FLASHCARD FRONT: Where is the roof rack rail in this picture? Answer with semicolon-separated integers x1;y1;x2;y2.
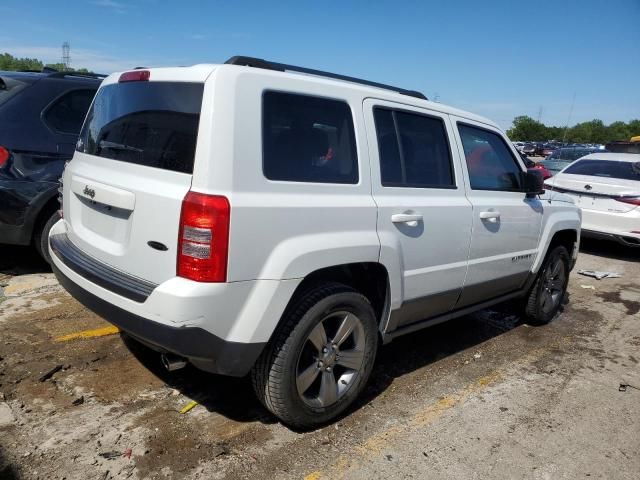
225;56;427;100
47;71;108;80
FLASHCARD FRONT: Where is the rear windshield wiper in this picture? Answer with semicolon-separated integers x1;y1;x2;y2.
98;140;143;154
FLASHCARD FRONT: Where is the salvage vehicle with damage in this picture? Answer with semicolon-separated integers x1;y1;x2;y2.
50;57;582;428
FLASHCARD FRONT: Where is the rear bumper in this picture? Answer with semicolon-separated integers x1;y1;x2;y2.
581;208;640;247
0;180;59;245
48;221;268;377
51;260;265;375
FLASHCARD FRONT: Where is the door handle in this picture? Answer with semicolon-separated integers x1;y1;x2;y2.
391;213;423;226
479;210;501;222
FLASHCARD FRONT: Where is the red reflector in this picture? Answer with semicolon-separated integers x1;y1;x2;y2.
615;197;640;206
119;70;150;82
0;146;9;166
177;191;230;282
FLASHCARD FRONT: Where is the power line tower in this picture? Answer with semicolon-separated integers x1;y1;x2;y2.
62;42;71;71
562;93;576;143
537;105;543;123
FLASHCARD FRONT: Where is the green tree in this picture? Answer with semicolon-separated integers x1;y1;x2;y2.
506;116;548;141
607;121;631;142
0;52;43;71
508;116;640;144
1;52;92;74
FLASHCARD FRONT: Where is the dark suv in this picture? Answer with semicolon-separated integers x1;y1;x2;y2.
0;70;103;262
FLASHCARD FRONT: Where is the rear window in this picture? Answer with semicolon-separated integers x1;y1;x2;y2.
563;159;640;181
0;76;31;106
77;82;204;174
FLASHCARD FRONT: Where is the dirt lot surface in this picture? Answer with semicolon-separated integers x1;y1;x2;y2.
0;239;638;480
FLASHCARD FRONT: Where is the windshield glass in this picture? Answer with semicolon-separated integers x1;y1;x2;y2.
563;159;640;181
77;81;204;174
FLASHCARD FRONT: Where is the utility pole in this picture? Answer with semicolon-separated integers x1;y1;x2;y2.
562;93;576;143
62;42;71;71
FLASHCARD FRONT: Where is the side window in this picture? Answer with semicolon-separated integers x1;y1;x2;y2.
262;91;358;184
44;89;96;134
458;124;523;191
373;107;454;188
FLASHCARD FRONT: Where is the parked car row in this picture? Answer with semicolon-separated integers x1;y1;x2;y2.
513;141;605;158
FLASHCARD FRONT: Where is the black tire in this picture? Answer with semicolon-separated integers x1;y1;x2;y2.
34;210;61;265
524;245;570;325
251;282;378;429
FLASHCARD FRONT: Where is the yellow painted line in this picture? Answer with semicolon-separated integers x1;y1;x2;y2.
55;325;121;342
180;400;198;414
304;472;322;480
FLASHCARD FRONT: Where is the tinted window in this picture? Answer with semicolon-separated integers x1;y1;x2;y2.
563;159;640;181
44;89;96;134
458;124;522;191
78;82;203;174
263;91;357;184
374;108;454;188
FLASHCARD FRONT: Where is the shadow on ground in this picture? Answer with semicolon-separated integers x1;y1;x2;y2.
580;237;639;262
0;245;50;276
0;446;19;480
122;303;525;428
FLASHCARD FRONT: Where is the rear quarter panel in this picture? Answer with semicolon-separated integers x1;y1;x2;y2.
194;66;380;283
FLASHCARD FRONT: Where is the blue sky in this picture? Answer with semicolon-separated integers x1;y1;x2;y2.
1;0;638;129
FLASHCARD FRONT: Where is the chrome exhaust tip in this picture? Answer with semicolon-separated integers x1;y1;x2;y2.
161;353;187;372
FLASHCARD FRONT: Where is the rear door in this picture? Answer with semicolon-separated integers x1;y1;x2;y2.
452;118;543;307
62;76;206;284
364;99;473;329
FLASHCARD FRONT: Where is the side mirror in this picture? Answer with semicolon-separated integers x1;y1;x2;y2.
522;170;545;197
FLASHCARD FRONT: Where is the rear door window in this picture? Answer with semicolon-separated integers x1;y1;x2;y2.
373;107;454;188
77;82;204;174
458;124;523;191
44;89;97;134
262;91;358;184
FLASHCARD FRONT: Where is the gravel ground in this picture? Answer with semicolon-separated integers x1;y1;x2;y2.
0;238;638;480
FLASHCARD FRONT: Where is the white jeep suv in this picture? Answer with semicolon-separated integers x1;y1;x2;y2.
50;56;581;428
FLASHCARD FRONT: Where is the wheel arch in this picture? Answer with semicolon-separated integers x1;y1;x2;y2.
280;262;391;335
533;226;579;274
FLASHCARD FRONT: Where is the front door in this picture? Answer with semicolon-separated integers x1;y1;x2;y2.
451;118;543;307
364;99;473;330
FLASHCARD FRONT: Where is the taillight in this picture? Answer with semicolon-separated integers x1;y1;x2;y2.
177;191;230;282
0;146;10;167
615;197;640;206
119;70;150;82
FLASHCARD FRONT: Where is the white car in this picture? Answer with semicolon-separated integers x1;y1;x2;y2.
545;153;640;247
49;56;581;428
